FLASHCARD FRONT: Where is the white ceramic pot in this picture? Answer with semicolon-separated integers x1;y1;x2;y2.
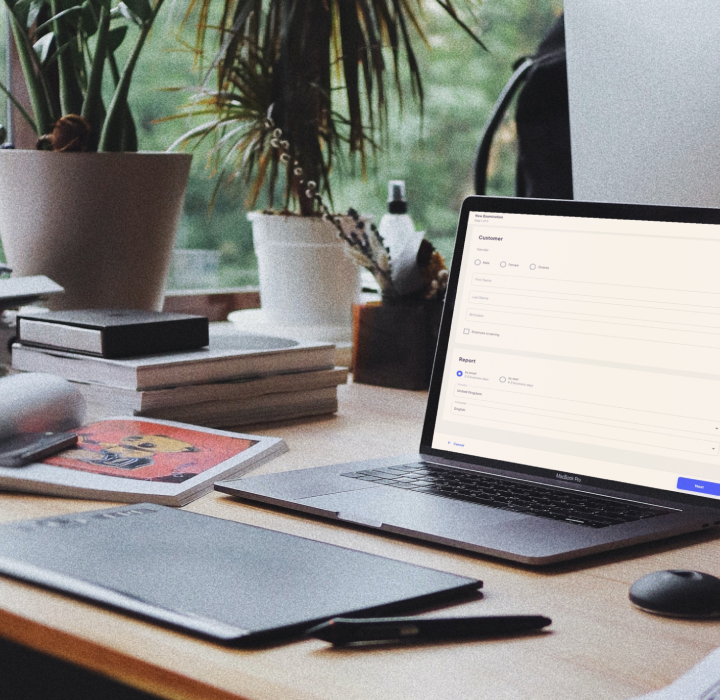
244;212;362;341
0;151;192;310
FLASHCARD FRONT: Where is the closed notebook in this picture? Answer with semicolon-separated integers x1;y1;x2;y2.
16;309;209;358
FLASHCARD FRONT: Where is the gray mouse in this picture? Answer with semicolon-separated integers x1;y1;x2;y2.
629;570;720;618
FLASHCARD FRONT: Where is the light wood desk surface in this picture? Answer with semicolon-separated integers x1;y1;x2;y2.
2;380;720;700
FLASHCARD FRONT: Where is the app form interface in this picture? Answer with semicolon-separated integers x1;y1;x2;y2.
432;211;720;500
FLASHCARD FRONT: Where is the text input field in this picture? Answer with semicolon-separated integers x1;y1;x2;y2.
449;399;719;457
453;383;719;436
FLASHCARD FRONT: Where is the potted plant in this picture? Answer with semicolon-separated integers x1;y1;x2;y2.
0;0;192;310
171;0;482;341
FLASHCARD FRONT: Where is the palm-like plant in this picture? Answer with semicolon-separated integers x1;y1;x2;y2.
173;0;483;215
1;0;166;151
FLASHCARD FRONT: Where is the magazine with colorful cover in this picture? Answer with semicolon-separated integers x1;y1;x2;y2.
0;373;286;506
0;417;286;506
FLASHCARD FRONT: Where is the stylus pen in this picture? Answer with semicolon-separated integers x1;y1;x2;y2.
305;615;552;645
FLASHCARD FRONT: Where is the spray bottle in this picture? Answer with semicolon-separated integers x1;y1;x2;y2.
378;180;425;295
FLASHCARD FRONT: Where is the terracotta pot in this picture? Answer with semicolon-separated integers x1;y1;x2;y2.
0;151;191;310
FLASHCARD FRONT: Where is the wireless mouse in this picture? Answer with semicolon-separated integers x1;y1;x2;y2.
629;570;720;618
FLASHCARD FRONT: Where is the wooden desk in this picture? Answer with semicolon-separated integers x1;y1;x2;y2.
2;381;720;700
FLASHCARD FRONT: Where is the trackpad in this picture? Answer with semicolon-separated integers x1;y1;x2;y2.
299;487;527;535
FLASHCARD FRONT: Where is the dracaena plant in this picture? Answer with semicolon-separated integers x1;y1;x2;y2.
1;0;165;151
170;0;483;215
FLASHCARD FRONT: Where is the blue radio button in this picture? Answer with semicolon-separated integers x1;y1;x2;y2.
677;477;720;496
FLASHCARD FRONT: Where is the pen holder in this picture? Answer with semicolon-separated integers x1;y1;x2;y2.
352;298;443;391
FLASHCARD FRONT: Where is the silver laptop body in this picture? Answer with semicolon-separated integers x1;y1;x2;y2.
217;196;720;565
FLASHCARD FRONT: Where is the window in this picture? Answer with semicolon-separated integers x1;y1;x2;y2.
0;0;562;290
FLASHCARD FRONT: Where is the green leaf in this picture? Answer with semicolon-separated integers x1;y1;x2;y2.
43;36;72;66
107;24;127;52
119;106;137;151
81;2;109;149
99;0;164;151
7;10;56;134
49;0;83;116
86;0;111;11
0;74;37;134
119;0;150;22
26;0;45;28
115;2;142;26
35;6;83;34
80;0;98;35
10;0;31;28
33;32;55;64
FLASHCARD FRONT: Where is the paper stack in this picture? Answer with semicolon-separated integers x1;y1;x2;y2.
12;323;346;429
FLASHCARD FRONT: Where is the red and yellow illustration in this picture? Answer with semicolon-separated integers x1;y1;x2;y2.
44;420;257;483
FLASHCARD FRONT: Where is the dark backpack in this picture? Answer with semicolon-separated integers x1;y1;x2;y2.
474;15;573;199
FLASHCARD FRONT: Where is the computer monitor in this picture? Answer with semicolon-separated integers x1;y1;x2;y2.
564;0;720;207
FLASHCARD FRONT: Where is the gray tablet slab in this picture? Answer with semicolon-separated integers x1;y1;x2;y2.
0;504;482;646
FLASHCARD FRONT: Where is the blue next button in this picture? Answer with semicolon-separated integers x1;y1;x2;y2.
677;477;720;496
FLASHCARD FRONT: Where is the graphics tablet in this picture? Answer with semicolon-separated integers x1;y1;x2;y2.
0;504;481;645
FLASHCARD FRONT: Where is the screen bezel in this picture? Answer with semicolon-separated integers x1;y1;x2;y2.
420;195;720;510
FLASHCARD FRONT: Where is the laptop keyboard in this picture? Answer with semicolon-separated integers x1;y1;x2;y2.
341;463;670;528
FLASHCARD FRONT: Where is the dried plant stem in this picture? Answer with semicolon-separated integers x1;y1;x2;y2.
267;118;397;295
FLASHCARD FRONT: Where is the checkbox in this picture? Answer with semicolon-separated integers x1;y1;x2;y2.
463;328;470;334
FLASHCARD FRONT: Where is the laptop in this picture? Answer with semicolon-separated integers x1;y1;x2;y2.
217;196;720;565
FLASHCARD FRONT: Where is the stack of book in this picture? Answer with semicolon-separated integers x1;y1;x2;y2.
0;275;65;372
11;310;347;429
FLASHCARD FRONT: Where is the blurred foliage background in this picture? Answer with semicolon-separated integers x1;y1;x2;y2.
0;0;562;287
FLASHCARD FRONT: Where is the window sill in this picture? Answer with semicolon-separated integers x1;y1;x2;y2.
163;287;260;322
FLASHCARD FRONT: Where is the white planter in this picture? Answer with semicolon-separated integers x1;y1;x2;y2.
241;212;362;342
0;151;192;310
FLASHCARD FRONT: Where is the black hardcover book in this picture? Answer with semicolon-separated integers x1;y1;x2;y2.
16;309;209;358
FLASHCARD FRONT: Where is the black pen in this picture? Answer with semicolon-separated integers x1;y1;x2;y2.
305;614;551;645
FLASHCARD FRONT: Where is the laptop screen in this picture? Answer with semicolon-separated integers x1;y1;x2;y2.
423;197;720;505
